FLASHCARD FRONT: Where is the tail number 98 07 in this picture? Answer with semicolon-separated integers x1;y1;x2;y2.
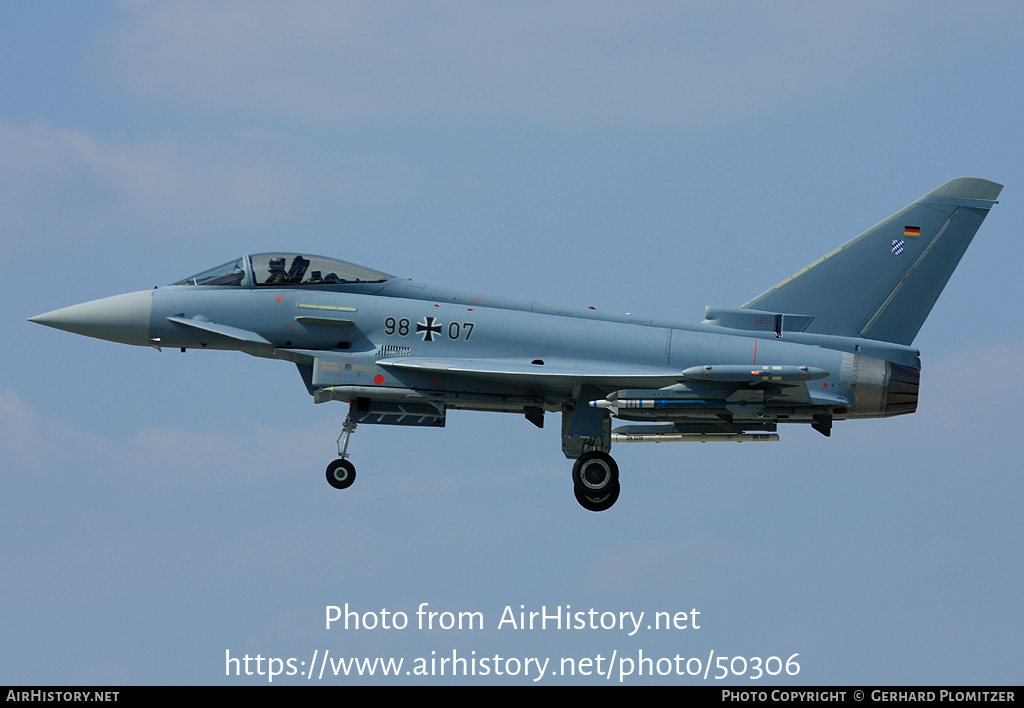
384;317;475;341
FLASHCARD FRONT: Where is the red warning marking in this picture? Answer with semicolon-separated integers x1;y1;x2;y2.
374;374;385;385
276;296;283;302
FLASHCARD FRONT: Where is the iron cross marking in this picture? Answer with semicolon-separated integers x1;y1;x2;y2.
416;316;442;342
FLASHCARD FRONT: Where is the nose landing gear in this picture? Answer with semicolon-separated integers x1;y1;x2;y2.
325;415;358;490
326;458;356;489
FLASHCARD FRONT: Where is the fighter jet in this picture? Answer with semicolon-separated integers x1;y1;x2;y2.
29;178;1002;511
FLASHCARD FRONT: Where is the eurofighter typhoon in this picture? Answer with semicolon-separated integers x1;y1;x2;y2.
29;178;1002;511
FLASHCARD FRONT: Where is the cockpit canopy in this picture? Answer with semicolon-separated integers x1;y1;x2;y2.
172;253;394;288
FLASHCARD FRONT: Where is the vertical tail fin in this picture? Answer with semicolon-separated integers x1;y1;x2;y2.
743;178;1002;345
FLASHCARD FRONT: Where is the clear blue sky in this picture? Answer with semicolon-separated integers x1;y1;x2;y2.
3;1;1022;685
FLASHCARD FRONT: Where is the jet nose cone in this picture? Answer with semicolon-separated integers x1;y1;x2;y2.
29;290;154;347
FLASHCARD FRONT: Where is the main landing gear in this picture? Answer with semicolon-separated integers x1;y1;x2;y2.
325;416;358;490
571;451;620;512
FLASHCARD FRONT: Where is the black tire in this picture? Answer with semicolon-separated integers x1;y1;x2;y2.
571;451;619;493
326;458;356;490
574;481;620;512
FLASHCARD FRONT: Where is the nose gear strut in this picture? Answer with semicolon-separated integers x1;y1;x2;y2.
325;415;358;490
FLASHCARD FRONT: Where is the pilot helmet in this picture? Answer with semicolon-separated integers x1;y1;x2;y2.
269;258;286;270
